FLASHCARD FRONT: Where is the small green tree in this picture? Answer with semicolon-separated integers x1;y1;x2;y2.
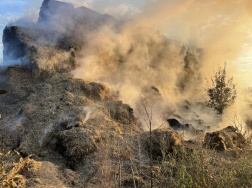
206;63;237;117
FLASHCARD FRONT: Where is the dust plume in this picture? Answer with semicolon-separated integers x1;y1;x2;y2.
70;0;252;130
2;0;252;131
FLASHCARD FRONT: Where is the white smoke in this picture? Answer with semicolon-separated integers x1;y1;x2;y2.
38;123;54;147
3;0;252;131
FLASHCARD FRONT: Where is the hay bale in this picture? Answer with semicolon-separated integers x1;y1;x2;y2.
57;128;99;168
204;126;246;151
143;128;182;160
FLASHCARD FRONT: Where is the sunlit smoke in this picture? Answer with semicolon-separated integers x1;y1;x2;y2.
2;0;252;131
71;0;252;130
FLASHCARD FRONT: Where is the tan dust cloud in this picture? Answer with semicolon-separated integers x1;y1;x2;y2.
71;0;252;130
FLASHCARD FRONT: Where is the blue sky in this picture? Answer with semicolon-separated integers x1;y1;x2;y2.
0;0;32;60
0;0;43;60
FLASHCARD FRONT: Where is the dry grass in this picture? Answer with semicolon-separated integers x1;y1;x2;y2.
0;149;34;188
150;134;252;188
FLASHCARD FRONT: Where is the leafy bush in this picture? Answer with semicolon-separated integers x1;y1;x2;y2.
206;63;237;116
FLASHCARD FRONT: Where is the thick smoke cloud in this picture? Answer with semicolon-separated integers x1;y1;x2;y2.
136;0;252;77
71;0;252;130
3;0;252;131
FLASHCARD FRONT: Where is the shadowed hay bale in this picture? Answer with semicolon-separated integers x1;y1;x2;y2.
57;128;100;168
143;128;182;160
204;126;246;151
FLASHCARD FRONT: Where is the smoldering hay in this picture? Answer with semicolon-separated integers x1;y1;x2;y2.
73;0;252;83
2;0;252;130
70;0;252;129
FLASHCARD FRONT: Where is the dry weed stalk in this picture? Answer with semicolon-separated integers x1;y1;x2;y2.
137;96;155;188
228;112;252;145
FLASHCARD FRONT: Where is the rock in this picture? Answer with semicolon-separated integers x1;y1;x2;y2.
204;126;246;151
143;128;182;160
